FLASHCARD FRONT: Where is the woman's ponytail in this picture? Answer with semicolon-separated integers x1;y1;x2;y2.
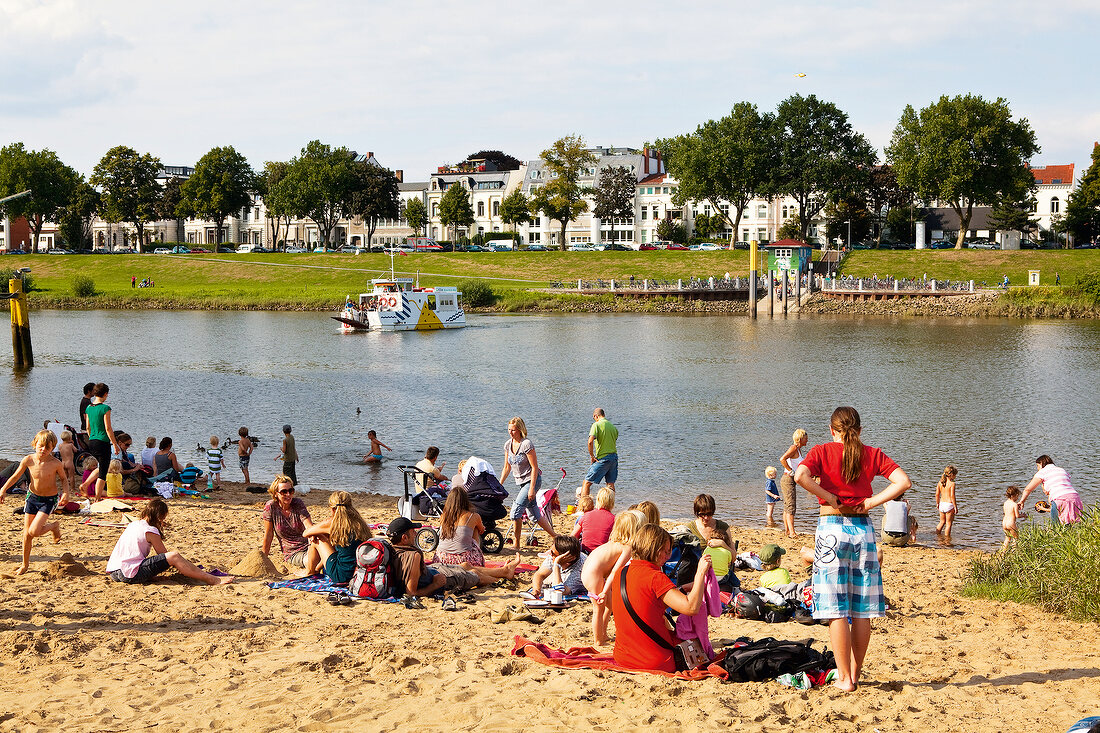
830;406;864;484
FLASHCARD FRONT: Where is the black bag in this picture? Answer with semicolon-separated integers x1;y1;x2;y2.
662;538;700;587
722;637;835;683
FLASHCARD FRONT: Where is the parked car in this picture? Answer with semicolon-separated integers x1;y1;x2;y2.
153;247;172;254
285;246;307;253
524;244;548;251
568;244;595;252
638;243;660;250
188;247;209;253
731;241;752;250
170;245;191;254
929;240;954;249
47;248;73;255
464;244;488;252
666;243;689;250
693;243;720;251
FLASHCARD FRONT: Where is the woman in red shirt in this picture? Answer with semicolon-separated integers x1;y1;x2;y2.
794;406;911;692
609;524;712;672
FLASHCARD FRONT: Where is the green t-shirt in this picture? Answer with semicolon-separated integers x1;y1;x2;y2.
703;546;732;577
759;567;792;589
85;403;111;442
589;418;618;459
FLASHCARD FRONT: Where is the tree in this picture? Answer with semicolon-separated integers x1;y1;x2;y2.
656;101;771;239
403;197;427;237
887;94;1040;249
347;161;400;249
770;94;877;244
987;194;1039;241
180;145;256;245
693;212;718;239
282;140;357;247
776;214;803;241
824;195;873;246
157;176;187;243
884;205;918;244
438;182;474;241
260;161;293;249
1065;142;1100;244
532;135;596;250
591;165;636;244
466;150;522;171
498;189;530;240
91;145;162;249
865;166;914;246
58;180;99;251
656;219;687;244
0;143;79;252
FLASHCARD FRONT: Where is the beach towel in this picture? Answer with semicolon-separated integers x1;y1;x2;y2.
511;636;728;681
267;574;399;602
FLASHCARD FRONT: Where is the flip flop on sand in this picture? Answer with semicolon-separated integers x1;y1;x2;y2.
518;589;539;601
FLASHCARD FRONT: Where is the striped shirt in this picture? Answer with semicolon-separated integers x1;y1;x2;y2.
207;447;224;473
1037;464;1077;502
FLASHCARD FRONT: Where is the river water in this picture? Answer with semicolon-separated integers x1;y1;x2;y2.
3;310;1097;547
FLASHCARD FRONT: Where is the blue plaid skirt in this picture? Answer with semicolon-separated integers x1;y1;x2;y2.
811;514;885;620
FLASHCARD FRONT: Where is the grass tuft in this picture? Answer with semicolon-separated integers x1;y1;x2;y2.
961;505;1100;622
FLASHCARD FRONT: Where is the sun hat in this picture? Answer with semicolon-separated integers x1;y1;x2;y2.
759;544;787;564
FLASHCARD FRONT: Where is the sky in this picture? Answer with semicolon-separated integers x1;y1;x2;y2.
1;0;1098;183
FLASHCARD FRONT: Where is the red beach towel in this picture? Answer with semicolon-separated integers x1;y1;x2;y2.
511;636;728;681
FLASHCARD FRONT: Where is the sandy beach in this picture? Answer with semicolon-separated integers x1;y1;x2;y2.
1;478;1097;733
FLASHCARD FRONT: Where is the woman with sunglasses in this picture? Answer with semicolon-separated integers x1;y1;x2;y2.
261;474;317;572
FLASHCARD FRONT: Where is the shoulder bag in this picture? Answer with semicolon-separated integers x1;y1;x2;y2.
619;566;708;671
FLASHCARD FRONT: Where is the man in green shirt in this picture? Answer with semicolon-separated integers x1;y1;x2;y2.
582;408;618;497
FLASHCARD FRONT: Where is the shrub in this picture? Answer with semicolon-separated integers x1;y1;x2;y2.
961;505;1100;622
72;275;97;297
0;269;35;293
1068;272;1100;303
459;279;496;308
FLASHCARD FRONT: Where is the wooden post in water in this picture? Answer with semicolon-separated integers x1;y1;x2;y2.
782;269;789;316
748;240;758;319
767;270;774;316
8;278;33;369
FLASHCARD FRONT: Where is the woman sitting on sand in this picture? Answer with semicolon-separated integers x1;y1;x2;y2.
151;437;184;483
261;474;317;572
688;494;736;553
303;491;369;585
609;523;712;672
106;497;234;585
435;485;486;567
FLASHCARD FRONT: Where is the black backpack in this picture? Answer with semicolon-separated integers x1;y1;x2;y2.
722;637;835;683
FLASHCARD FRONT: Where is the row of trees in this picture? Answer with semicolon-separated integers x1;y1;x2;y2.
0;141;401;252
660;93;1045;249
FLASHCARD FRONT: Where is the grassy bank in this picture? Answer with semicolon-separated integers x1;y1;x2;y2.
4;251;753;310
961;506;1100;622
838;249;1100;287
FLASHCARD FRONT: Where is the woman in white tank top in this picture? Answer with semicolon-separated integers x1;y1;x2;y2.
779;429;808;538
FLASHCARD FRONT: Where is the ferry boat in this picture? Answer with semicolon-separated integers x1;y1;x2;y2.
334;277;466;332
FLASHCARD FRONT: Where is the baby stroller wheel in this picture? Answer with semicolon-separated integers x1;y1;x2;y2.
480;529;504;555
414;527;439;553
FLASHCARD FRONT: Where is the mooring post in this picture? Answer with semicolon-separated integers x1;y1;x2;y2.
8;278;32;369
748;241;758;319
782;269;789;316
767;270;774;316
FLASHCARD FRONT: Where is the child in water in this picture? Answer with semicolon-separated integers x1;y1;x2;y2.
935;466;958;537
764;466;781;527
1002;486;1024;551
364;430;392;463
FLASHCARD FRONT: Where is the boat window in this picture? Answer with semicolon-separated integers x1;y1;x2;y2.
427;295;437;311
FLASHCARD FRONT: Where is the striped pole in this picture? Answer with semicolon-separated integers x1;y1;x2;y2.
8;278;33;369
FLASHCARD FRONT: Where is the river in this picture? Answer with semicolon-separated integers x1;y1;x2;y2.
3;309;1097;547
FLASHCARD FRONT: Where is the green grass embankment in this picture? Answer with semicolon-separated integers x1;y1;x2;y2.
838;249;1100;317
961;506;1100;622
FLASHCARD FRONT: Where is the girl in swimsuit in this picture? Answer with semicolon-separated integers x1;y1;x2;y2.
935;465;958;538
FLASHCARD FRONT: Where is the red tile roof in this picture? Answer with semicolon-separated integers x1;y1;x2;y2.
1032;164;1074;185
637;173;667;186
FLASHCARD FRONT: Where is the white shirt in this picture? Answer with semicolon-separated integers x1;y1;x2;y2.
106;520;160;578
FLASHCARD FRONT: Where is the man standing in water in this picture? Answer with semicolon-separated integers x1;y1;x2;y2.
276;425;299;486
581;408;618;497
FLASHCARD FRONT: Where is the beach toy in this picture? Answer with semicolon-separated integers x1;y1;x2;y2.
1035;500;1051;514
565;504;576;515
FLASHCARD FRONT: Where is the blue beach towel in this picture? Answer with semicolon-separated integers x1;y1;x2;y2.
267;574;399;602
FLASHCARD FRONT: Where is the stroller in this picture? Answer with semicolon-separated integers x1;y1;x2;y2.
397;460;508;555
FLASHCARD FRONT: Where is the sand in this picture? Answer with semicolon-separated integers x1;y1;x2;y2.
1;480;1097;732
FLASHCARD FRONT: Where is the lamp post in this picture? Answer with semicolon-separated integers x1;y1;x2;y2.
846;219;852;250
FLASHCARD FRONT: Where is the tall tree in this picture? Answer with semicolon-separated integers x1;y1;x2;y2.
438;182;474;242
282;140;357;247
91;145;162;249
1065;142;1100;244
0;143;79;252
591;165;636;244
57;179;99;251
260;161;293;250
402;197;427;237
770;94;877;244
824;195;873;246
498;189;530;239
157;176;187;244
693;211;718;239
865;166;914;246
466;150;522;171
887;94;1040;249
347;162;400;248
531;135;596;250
180;146;255;245
987;194;1039;241
657;101;771;240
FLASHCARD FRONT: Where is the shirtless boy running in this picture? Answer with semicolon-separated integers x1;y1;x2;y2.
0;430;69;575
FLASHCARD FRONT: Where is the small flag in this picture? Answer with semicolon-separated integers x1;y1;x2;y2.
398;250;407;256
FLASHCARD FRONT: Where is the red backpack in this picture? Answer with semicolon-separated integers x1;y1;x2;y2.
348;538;395;599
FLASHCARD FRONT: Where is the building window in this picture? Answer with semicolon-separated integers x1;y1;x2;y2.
742;229;749;241
1051;197;1060;213
719;204;729;216
477;201;485;216
641;208;647;220
492;201;499;216
652;206;659;219
432;203;438;217
641;230;647;243
757;204;767;218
